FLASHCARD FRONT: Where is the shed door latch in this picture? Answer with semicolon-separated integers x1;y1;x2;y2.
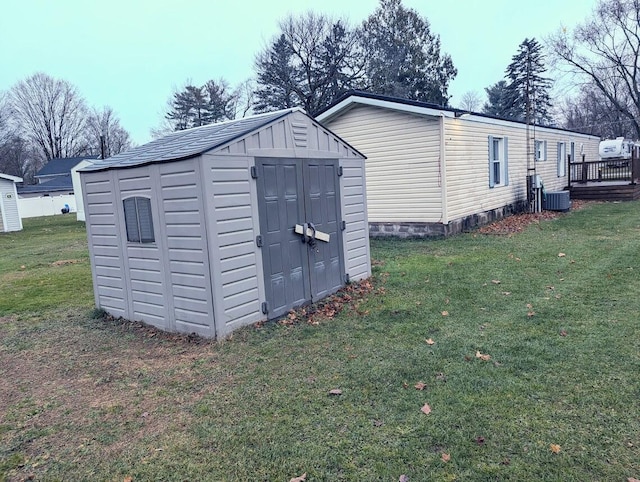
261;301;269;314
256;235;263;247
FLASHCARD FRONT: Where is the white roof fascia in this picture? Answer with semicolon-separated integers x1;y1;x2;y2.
459;114;601;140
0;173;23;183
317;95;600;141
316;96;453;123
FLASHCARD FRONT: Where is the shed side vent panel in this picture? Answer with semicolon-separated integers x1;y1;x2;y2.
341;159;371;281
119;174;166;325
84;177;126;316
160;167;212;331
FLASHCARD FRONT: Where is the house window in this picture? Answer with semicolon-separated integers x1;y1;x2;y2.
570;141;576;163
557;142;567;177
535;140;547;161
488;135;509;188
123;197;155;243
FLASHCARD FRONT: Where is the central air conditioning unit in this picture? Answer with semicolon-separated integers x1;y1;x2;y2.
544;191;571;212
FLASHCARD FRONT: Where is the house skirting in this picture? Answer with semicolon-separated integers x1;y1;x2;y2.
369;201;528;238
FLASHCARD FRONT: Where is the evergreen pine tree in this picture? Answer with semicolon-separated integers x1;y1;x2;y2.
503;38;553;124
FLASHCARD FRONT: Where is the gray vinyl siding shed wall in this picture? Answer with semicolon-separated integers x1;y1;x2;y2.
0;175;23;233
81;109;370;339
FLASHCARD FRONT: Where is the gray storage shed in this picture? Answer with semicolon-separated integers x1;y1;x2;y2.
80;108;370;338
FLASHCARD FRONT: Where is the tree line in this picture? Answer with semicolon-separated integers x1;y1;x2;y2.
160;0;457;134
2;0;639;183
0;73;132;183
162;0;640;142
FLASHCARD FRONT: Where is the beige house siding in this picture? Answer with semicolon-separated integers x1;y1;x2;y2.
327;105;442;223
444;117;600;222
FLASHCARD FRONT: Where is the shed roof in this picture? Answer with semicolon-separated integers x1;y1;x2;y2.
83;109;301;172
36;156;99;177
0;173;23;183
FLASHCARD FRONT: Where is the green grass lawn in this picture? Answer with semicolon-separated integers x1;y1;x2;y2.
1;206;639;481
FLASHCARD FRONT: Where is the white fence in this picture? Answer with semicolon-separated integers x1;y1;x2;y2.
18;194;77;218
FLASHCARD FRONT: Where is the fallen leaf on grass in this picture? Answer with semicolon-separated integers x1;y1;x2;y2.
421;403;432;415
441;453;451;462
559;330;567;336
475;436;485;445
441;311;449;316
558;253;566;257
414;381;426;390
627;478;640;482
399;475;409;482
550;444;561;454
491;279;501;284
328;389;342;396
290;474;307;482
124;477;133;482
475;350;491;361
526;303;535;317
425;338;435;345
502;291;511;295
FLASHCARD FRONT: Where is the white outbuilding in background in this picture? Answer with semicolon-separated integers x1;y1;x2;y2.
0;173;23;233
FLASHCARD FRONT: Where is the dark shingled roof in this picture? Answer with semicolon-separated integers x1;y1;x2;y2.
17;175;74;194
83;109;296;172
36;156;99;177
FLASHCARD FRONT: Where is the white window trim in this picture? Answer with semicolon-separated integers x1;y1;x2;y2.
557;142;567;177
535;140;547;161
489;135;509;188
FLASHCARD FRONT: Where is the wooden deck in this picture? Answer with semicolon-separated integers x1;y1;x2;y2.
568;148;640;201
569;181;640;201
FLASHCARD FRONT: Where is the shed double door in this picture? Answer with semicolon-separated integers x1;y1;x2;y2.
256;158;344;320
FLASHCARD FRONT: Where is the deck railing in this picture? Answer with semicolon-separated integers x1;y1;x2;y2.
568;147;640;187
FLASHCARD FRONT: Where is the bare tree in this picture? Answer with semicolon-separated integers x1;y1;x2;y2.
0;135;40;182
83;106;133;158
559;80;637;138
9;72;88;161
254;12;365;114
459;91;482;112
547;0;640;138
231;78;255;119
0;92;10;148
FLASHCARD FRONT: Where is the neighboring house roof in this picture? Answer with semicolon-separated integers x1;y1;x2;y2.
83;109;302;172
18;175;73;194
0;173;23;183
316;90;599;138
36;156;99;177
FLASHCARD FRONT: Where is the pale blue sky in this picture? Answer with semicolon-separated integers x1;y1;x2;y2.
1;0;597;145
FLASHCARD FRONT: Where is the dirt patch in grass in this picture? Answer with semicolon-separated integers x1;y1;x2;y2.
0;312;225;478
477;200;598;235
50;259;82;267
